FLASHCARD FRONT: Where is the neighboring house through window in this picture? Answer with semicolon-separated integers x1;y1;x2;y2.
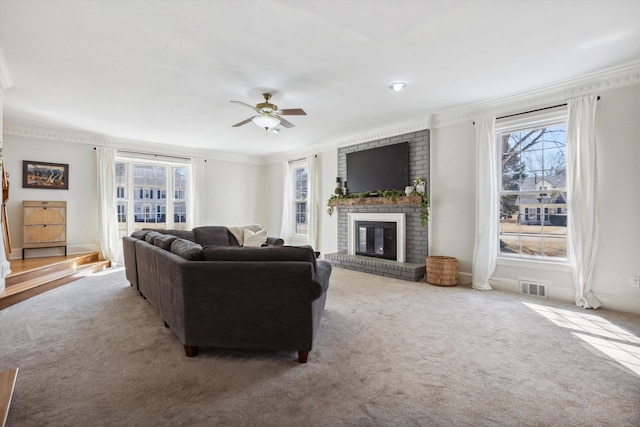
115;156;191;238
497;111;568;261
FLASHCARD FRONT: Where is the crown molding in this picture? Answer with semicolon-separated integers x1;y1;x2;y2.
2;122;265;165
333;117;432;148
431;61;640;129
249;117;432;165
263;140;338;165
0;48;14;91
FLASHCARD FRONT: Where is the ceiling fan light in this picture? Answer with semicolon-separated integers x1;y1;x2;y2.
389;82;407;92
253;114;281;129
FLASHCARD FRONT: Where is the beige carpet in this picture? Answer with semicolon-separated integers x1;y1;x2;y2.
1;267;639;426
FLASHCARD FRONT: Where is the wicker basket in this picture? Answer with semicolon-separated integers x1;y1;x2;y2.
426;256;458;286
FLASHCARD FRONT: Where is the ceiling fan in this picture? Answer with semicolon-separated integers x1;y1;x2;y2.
230;93;306;130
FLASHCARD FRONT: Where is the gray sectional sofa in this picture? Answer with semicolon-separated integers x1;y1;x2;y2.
122;226;332;363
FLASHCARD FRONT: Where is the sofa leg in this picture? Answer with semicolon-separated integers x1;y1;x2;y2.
184;345;198;357
164;321;169;328
297;351;308;363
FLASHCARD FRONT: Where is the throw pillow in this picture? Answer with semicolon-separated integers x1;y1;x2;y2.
243;228;267;247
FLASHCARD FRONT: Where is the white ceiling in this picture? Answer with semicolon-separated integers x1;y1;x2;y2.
1;0;639;158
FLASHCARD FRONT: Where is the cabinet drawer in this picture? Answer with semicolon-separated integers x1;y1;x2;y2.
24;207;66;225
23;225;66;245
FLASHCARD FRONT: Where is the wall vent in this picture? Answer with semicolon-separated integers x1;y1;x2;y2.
519;279;548;298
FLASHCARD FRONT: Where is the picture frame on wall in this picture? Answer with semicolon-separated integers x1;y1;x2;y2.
22;160;69;190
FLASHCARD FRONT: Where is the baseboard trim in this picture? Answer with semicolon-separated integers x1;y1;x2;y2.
460;272;640;315
10;244;100;260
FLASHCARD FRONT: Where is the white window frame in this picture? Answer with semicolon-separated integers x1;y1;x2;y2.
495;109;570;267
116;154;192;236
288;159;309;242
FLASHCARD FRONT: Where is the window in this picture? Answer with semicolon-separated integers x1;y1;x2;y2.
289;160;308;237
498;114;568;261
115;158;191;238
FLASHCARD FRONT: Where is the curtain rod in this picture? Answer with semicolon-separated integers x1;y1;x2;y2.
288;154;318;164
472;96;601;125
93;147;192;162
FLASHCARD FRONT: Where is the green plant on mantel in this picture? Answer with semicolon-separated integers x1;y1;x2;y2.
416;190;429;227
326;189;430;227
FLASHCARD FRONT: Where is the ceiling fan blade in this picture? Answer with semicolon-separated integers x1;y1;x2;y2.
277;108;306;116
232;117;254;127
230;100;258;111
278;117;295;128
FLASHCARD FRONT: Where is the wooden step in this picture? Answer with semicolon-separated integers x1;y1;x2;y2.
6;252;101;287
0;367;18;427
0;253;111;310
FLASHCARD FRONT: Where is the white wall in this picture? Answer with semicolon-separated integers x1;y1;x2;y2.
4;135;99;257
263;147;338;256
429;123;476;276
263;161;284;239
3;84;637;314
430;84;640;314
199;158;270;228
3;134;274;257
591;85;640;310
316;149;338;255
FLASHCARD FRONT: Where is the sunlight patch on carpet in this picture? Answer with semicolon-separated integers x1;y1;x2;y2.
523;302;640;377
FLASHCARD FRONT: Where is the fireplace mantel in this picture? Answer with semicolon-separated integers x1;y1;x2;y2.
328;195;421;207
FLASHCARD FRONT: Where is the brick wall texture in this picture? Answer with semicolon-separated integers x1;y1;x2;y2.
336;129;430;264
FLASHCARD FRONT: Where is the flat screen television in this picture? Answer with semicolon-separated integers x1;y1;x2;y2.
346;142;409;194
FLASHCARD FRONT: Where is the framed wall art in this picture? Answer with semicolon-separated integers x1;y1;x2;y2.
22;160;69;190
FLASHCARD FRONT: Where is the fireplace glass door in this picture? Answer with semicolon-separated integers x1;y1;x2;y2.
355;221;397;260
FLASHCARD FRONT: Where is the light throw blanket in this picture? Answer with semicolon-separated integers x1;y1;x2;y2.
227;224;264;246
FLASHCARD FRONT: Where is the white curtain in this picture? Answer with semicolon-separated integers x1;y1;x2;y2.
96;147;122;265
306;154;319;250
567;95;601;309
472;116;498;290
279;160;292;244
190;158;206;227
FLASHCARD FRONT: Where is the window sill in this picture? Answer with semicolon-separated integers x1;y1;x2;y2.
496;257;572;272
289;235;309;246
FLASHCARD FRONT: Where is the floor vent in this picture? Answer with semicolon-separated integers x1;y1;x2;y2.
520;279;548;298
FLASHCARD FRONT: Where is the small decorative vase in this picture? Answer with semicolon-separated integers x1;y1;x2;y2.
405;186;414;196
416;183;426;193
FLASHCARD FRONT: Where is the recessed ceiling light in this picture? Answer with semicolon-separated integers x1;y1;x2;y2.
389;82;407;92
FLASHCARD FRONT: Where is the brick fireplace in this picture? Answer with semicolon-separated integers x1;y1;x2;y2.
325;129;429;282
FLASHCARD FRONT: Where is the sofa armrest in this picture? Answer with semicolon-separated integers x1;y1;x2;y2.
310;260;332;299
122;236;138;288
266;236;285;246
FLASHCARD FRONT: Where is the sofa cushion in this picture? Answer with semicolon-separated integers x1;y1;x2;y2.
131;229;151;240
161;229;195;241
170;238;204;261
202;245;317;272
227;224;263;246
243;228;267;247
193;226;232;246
142;228;196;241
154;234;178;250
144;231;163;243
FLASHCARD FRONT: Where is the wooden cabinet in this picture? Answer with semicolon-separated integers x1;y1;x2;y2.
23;201;67;258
